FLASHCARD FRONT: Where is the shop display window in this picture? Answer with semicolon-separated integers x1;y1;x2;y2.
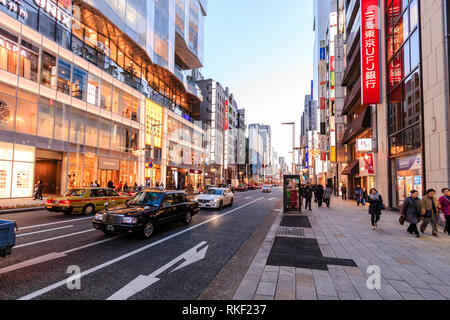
99;119;111;150
68;152;82;189
69;108;85;145
72;66;88;101
13;144;35;162
0;160;12;198
0;28;19;74
0;142;13;160
87;73;100;105
100;80;112;111
0;92;16;132
111;122;123;152
122;91;132;119
57;59;71;95
41;51;57;89
83;154;97;187
112;87;122;114
19;39;39;82
131;96;139;122
16;98;37;135
85;113;99;147
37;97;55;139
55;102;70;142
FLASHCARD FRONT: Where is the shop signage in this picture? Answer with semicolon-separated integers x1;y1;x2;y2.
361;153;375;175
34;0;72;29
224;100;229;131
145;99;163;149
0;0;28;19
356;138;373;151
0;36;28;58
397;154;422;172
98;157;120;171
360;0;381;105
189;170;202;174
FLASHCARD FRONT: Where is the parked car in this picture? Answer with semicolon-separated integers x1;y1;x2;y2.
200;185;216;194
93;190;200;238
262;185;273;193
236;184;249;192
46;188;130;215
195;188;234;210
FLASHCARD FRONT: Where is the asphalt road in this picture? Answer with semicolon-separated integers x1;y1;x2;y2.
0;188;282;300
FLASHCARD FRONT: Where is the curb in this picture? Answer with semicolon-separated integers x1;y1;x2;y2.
0;207;45;215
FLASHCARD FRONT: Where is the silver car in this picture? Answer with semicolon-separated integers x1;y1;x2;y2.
262;185;272;193
195;188;234;210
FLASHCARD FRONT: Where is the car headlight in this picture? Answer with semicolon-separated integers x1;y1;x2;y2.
94;214;103;221
122;217;138;224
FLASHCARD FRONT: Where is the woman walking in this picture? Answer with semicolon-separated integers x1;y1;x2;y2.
439;188;450;235
420;189;441;237
367;188;384;230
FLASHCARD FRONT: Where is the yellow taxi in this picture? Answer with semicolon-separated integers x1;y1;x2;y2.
46;188;131;215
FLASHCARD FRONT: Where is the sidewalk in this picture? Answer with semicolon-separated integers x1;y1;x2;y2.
0;197;48;212
234;197;450;300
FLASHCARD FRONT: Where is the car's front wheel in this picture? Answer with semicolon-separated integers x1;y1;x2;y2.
142;221;155;239
230;198;233;206
219;201;223;210
183;211;192;225
82;204;95;215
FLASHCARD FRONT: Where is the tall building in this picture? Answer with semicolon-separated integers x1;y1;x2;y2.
248;123;272;182
0;0;207;198
314;0;450;208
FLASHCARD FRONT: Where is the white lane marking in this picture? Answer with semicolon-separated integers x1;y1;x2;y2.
108;242;208;300
0;236;121;275
269;198;276;201
245;196;252;200
18;198;264;300
15;229;95;249
19;217;93;230
17;225;74;237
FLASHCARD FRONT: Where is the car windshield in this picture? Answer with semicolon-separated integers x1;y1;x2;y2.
207;189;223;195
64;189;85;197
128;192;163;207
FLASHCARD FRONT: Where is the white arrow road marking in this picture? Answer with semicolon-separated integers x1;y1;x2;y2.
107;242;208;300
18;198;263;300
17;225;74;237
0;236;121;275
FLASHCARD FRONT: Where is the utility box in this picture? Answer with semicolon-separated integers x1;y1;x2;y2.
283;175;302;212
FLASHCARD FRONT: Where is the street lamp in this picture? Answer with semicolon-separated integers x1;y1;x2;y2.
282;122;296;174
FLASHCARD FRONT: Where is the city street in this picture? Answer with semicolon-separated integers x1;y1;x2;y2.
0;189;282;300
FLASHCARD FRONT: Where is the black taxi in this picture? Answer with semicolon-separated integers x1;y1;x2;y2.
92;190;200;238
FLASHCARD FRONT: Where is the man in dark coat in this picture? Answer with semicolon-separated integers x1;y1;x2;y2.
303;183;314;211
315;185;324;207
401;190;421;237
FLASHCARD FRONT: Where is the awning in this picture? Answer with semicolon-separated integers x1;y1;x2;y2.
341;160;359;176
342;107;371;144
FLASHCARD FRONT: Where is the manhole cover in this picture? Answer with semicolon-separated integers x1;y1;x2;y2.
277;226;305;238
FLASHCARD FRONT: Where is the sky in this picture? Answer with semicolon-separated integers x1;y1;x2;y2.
201;0;314;166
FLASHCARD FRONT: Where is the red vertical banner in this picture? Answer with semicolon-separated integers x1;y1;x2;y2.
224;100;229;131
361;0;381;105
362;153;375;174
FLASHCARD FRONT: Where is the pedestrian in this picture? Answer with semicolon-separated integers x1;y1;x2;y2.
367;188;384;230
439;188;450;235
35;180;43;200
298;184;305;207
362;188;368;206
303;183;313;211
315;185;324;207
94;180;100;187
401;190;421;237
118;181;123;192
123;183;128;192
160;182;164;191
341;185;347;200
355;185;363;206
33;182;39;200
420;189;441;237
89;181;94;187
156;182;160;188
107;180;114;189
323;185;332;208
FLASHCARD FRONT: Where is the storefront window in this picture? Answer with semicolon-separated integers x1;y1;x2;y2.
100;80;112;111
111;122;123;152
131;96;139;122
87;73;100;105
69;108;85;145
37;97;55;139
83;154;97;187
57;59;71;95
122;91;132;119
11;144;35;198
72;66;88;101
0;28;19;74
68;152;82;189
0;91;16;132
19;39;39;82
85;114;99;147
99;118;111;150
41;51;57;89
55;102;70;142
16;94;37;135
0;160;12;198
112;86;122;114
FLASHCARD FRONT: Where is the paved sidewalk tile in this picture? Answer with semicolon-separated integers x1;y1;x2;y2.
234;197;450;300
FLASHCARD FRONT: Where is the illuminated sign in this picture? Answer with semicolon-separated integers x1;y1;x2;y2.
361;153;375;175
0;0;28;19
34;0;72;29
224;100;229;131
361;0;381;105
0;36;28;58
356;138;373;152
145;99;163;148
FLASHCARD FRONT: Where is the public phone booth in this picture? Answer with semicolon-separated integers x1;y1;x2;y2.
283;175;301;212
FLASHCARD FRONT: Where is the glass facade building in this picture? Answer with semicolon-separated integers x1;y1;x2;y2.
0;0;207;198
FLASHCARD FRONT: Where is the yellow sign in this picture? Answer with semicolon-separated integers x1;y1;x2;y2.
145;99;163;148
